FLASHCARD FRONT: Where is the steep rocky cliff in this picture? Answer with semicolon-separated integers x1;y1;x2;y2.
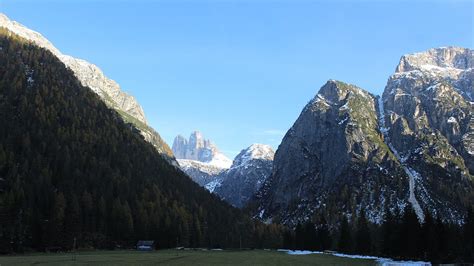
253;47;474;226
381;47;474;221
172;131;232;187
255;80;409;225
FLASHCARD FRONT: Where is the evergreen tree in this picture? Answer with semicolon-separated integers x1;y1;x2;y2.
463;208;474;261
303;221;317;251
420;210;436;261
316;216;331;251
294;223;304;250
381;207;394;256
337;215;352;253
355;209;371;254
400;205;421;259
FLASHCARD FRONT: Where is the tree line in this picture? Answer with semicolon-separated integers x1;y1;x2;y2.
282;206;474;263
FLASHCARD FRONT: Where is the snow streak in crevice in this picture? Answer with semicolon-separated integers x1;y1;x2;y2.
377;96;425;222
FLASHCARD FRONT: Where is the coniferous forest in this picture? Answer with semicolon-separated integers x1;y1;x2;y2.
0;29;473;264
0;29;285;252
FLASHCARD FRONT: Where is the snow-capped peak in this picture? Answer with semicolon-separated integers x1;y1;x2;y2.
232;144;275;168
396;47;473;74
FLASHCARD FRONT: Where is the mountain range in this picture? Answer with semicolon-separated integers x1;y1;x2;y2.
252;47;474;226
172;132;275;208
0;13;473;261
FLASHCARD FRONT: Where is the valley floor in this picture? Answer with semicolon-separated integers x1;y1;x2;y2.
0;249;376;265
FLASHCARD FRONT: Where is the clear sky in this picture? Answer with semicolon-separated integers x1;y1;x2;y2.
1;0;472;158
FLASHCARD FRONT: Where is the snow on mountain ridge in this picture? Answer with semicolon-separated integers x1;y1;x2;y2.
396;47;473;73
232;144;275;168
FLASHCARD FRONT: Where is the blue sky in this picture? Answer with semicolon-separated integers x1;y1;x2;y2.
1;0;472;158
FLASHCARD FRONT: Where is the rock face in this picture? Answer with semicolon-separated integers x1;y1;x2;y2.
172;131;232;168
254;47;474;226
214;144;274;208
0;13;175;161
254;80;407;225
173;131;232;188
382;46;474;221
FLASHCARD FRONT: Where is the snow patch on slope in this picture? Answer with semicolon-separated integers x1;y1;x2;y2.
377;97;425;222
232;144;274;168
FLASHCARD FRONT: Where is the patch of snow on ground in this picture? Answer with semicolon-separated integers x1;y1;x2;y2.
279;249;323;255
334;253;430;266
278;250;430;265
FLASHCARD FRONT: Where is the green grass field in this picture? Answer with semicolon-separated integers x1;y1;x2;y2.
0;249;376;265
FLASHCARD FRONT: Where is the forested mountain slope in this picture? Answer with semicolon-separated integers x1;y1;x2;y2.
0;29;282;252
0;13;175;164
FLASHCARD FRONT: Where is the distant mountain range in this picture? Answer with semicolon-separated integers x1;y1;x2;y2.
172;132;275;208
172;131;232;186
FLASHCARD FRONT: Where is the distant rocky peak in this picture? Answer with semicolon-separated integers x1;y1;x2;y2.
396;47;473;73
232;144;275;168
172;131;232;168
189;131;204;147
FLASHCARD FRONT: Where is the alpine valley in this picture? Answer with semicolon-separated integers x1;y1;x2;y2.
0;14;284;252
0;12;473;264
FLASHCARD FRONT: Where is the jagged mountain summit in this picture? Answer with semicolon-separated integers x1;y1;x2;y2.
172;131;232;168
253;47;474;227
172;131;232;187
381;46;473;220
0;13;174;161
214;144;275;208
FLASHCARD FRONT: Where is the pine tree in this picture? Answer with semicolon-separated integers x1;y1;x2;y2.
316;216;331;251
338;215;352;253
50;192;66;246
400;205;421;259
381;206;394;256
421;210;436;261
295;223;304;250
303;221;317;251
355;209;371;254
463;208;474;261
